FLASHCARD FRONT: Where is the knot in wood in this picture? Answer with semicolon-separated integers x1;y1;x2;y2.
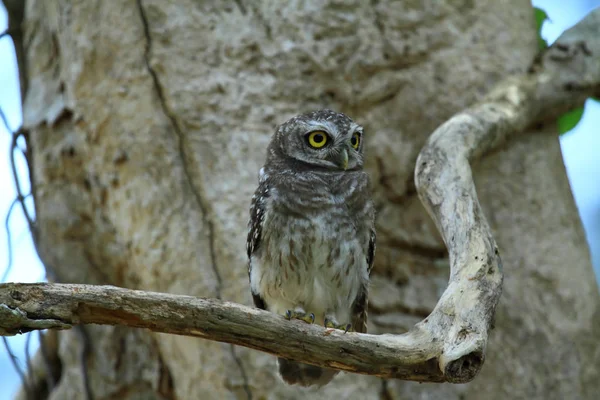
444;351;484;383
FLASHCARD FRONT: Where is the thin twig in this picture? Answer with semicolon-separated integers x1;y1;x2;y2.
24;331;33;390
2;198;19;282
38;331;57;392
0;105;12;133
1;107;34;231
76;326;94;400
2;336;33;400
10;129;35;231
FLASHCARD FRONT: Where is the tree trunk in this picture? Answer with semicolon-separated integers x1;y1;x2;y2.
15;0;600;399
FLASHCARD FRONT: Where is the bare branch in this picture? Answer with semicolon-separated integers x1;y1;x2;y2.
413;6;600;384
0;282;461;382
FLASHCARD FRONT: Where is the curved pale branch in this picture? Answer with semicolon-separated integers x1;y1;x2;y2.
413;6;600;382
1;8;599;385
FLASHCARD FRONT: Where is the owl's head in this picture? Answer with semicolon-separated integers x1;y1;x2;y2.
268;109;365;171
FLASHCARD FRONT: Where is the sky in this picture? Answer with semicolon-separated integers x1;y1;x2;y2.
1;1;600;398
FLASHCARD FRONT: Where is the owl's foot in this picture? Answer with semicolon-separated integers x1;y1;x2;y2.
285;308;315;324
324;317;352;333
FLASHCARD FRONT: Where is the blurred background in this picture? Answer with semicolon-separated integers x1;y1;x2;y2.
0;1;599;398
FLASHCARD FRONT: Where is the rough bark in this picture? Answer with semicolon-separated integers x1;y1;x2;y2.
8;0;600;399
0;282;485;382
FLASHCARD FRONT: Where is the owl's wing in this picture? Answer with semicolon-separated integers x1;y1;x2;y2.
246;172;270;310
367;228;376;274
352;228;376;333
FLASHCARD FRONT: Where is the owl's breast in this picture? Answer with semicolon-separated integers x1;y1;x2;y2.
250;185;372;323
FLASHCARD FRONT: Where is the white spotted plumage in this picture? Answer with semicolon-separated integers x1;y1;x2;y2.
246;110;375;387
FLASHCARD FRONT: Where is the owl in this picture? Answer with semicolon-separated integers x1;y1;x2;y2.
246;109;376;387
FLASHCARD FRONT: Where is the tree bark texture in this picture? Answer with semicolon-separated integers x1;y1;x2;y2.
15;1;600;399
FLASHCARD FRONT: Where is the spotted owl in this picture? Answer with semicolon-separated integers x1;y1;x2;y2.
246;109;376;387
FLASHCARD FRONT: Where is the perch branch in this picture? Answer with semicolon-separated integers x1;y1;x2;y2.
0;283;448;381
1;8;599;386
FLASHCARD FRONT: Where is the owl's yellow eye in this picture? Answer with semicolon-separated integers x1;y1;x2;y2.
307;131;329;148
351;132;361;149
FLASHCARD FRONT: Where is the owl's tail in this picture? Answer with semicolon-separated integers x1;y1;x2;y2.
277;357;338;387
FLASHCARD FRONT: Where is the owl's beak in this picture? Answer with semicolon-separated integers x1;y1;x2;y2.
339;149;349;170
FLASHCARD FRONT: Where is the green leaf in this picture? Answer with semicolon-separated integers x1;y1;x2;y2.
557;107;584;135
534;7;549;50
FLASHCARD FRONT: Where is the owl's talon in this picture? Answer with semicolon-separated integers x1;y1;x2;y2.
285;310;315;324
324;317;352;332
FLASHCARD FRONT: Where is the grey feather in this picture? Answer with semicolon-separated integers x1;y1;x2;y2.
246;109;376;387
